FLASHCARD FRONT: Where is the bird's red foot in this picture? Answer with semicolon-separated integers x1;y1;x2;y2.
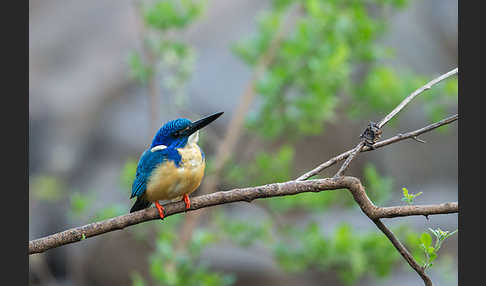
155;201;165;220
183;194;191;210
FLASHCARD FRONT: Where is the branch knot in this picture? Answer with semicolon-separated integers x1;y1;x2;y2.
360;121;383;148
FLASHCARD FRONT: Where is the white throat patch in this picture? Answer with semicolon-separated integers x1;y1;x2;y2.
188;130;199;145
150;145;167;152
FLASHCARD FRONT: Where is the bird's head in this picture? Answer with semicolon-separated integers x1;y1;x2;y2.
151;112;223;149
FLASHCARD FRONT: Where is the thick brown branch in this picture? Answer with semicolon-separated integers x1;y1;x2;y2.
374;202;458;219
297;114;458;181
29;176;457;255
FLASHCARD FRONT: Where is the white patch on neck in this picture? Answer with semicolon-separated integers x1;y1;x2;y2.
188;130;199;145
150;145;167;152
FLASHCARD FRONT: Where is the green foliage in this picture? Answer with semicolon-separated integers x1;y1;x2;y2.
266;191;343;213
273;222;402;285
225;144;294;186
143;0;205;31
363;163;393;205
429;228;458;249
214;212;272;247
351;66;410;116
128;51;153;84
421;77;458;128
92;204;127;221
401;187;423;205
67;159;137;222
128;0;205;112
120;158;138;190
233;0;385;138
374;0;409;8
70;191;93;217
234;0;457;139
131;272;147;286
30;175;64;203
416;228;457;270
351;67;457;126
136;217;235;286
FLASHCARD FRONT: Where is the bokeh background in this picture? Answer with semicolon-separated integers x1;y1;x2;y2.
29;0;458;285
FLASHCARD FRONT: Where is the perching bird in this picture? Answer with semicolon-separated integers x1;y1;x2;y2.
129;112;223;219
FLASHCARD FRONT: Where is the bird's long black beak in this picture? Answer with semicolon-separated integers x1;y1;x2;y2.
182;112;224;136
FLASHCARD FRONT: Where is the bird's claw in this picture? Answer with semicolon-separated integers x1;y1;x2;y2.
155;201;165;220
183;194;191;210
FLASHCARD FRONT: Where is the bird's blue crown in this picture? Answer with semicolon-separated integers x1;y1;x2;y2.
151;118;192;149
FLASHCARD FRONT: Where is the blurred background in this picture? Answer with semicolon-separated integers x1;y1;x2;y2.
29;0;458;285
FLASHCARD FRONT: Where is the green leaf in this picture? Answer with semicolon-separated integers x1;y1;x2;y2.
420;233;432;247
70;191;92;216
446;229;458;239
131;272;147;286
120;159;138;190
402;187;409;197
31;175;64;203
127;51;153;84
143;0;205;31
363;164;393;205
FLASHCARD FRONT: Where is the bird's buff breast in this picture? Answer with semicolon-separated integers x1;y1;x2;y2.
145;144;205;202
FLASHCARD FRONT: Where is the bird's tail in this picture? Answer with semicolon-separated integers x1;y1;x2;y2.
130;197;152;213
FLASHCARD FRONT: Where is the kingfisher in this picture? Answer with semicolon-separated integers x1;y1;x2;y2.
129;112;223;219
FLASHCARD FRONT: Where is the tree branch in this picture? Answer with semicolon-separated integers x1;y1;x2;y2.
378;68;458;128
334;140;365;177
29;176;457;255
324;67;458;286
296;114;458;181
373;202;458;219
332;68;458;177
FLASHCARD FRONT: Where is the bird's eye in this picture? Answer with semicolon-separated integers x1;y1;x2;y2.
173;131;180;137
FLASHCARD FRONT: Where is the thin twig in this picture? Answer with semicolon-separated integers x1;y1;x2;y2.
297;114;458;181
334;140;365;177
378;68;458;128
332;68;458;177
412;136;426;143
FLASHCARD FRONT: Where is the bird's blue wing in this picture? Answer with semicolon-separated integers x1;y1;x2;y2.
130;149;169;199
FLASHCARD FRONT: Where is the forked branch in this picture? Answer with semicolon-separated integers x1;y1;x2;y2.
28;176;457;255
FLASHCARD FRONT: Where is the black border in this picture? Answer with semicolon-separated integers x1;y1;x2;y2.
458;0;481;285
5;0;28;283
